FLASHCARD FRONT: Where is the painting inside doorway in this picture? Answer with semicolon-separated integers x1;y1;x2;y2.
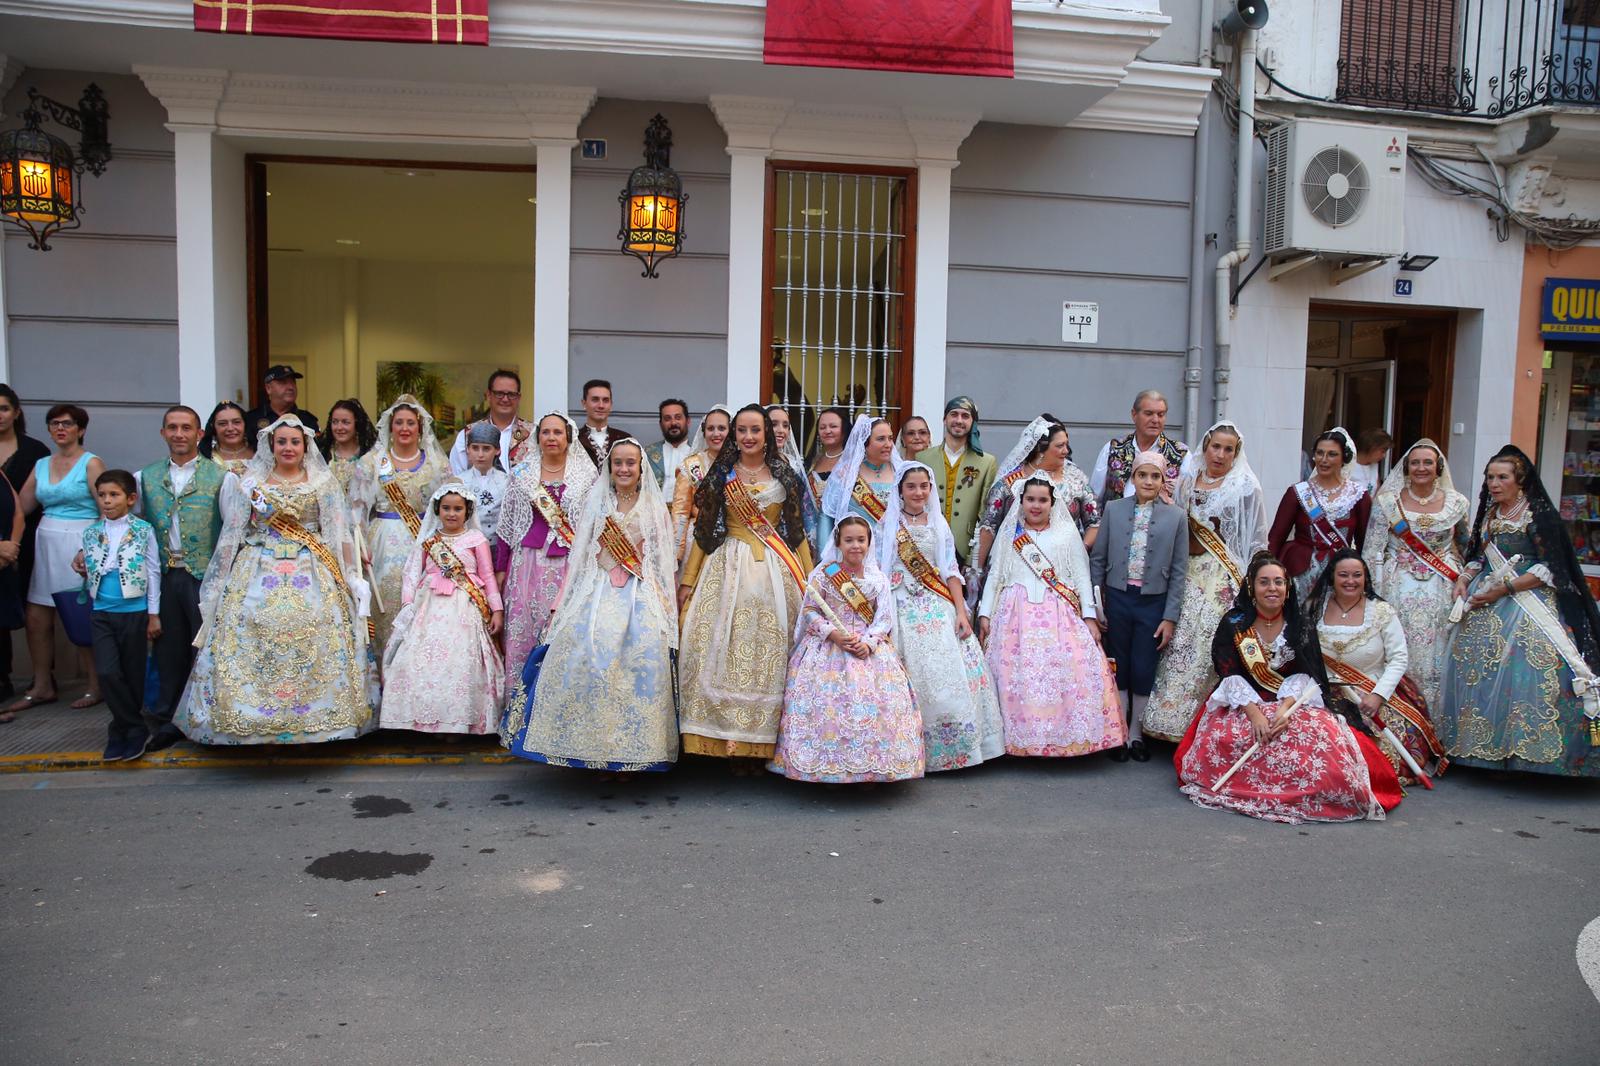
377;361;501;441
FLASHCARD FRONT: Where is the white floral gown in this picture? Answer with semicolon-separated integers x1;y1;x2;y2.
889;523;1005;770
176;479;378;744
1363;491;1469;711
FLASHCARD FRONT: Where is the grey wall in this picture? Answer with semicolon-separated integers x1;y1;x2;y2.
1143;0;1205;65
569;99;729;438
947;121;1210;465
2;71;177;474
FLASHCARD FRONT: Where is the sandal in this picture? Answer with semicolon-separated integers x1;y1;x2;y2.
3;692;58;715
70;693;102;710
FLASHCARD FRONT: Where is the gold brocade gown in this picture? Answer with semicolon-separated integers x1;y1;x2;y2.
677;478;813;758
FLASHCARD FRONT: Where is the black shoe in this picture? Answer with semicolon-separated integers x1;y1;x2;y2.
145;726;183;753
1128;739;1151;763
1106;745;1129;763
121;732;151;761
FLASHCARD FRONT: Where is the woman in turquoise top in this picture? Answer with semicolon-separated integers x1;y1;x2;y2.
6;404;104;714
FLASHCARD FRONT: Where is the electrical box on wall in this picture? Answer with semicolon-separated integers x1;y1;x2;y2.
1263;118;1407;260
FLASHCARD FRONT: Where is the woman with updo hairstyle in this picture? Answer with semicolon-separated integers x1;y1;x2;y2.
1175;551;1402;823
175;415;377;745
1439;445;1600;777
1269;427;1372;603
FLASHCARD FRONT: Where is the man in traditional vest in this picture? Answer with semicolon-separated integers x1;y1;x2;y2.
914;396;997;569
136;405;226;751
1091;389;1189;511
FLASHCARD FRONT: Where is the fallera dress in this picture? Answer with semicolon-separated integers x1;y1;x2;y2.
887;520;1004;771
504;503;679;770
979;510;1124;758
770;561;924;783
678;476;814;759
176;474;378;744
1363;478;1470;712
1440;508;1600;777
1176;618;1402;824
380;528;505;734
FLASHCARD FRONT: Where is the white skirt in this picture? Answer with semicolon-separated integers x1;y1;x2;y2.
27;515;93;606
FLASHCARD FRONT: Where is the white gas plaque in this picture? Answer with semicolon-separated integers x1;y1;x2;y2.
1062;301;1099;344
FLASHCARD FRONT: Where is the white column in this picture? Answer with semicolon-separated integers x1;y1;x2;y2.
171;126;248;412
911;160;955;422
710;96;792;408
138;68;246;411
725;147;769;407
532;137;574;416
341;258;360;394
903;112;977;422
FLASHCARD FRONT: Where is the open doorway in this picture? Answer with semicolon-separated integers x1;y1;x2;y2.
249;158;538;441
1303;306;1454;479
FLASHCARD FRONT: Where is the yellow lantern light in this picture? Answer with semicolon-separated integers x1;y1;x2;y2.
618;114;687;278
0;85;111;251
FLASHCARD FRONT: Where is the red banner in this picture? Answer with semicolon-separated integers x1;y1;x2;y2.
764;0;1013;78
194;0;488;45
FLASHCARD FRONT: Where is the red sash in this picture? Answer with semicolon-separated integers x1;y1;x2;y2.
1294;481;1349;551
724;470;807;591
823;561;875;625
895;525;957;606
1322;653;1448;772
598;516;644;582
1011;530;1081;615
850;476;887;521
1391;503;1459;583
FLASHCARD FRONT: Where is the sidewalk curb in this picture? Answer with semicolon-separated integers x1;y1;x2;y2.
0;748;521;774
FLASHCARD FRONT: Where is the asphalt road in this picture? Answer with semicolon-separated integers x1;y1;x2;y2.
3;753;1597;1065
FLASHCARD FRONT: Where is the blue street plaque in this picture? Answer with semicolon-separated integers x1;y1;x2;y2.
1394;277;1413;297
581;139;607;160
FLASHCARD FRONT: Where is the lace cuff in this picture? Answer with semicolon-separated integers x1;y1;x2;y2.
1526;563;1554;587
1209;674;1263;709
1275;672;1324;707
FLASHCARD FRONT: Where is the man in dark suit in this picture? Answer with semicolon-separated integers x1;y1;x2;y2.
576;378;631;468
1090;450;1188;763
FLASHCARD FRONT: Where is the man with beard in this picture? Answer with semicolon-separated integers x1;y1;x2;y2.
913;396;996;568
645;398;694;498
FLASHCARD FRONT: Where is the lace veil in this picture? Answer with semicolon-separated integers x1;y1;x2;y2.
498;411;597;549
1175;420;1268;565
822;413;905;522
549;437;679;650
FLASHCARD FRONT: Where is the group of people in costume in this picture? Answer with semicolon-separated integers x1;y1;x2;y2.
4;369;1595;821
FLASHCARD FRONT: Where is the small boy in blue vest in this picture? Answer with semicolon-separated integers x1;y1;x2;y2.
82;470;162;761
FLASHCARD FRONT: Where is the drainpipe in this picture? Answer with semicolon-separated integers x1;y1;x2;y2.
1213;27;1257;421
1185;0;1214;447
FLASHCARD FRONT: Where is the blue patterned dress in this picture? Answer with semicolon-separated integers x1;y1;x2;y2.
1440;511;1600;777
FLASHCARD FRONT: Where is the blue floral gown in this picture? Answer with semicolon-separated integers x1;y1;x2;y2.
1440;511;1600;777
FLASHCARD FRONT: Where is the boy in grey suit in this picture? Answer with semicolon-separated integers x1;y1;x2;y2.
1090;452;1187;761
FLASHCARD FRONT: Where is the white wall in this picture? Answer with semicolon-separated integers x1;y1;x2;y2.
1229;168;1524;498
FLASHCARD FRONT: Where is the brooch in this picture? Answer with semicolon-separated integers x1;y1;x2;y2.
958;466;978;489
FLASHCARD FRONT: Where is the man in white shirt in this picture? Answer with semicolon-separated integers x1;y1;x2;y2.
449;368;534;474
1090;389;1189;508
645;398;694;498
576;378;631;468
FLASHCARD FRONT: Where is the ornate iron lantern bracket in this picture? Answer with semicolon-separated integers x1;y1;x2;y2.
618;113;687;278
0;84;113;251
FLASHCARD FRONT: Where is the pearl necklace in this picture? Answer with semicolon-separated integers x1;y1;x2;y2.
1496;493;1529;523
1404;484;1441;507
390;449;422;464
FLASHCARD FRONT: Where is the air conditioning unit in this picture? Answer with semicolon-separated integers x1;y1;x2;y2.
1263;118;1406;259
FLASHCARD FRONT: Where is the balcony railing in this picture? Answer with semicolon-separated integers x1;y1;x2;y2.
1336;0;1600;116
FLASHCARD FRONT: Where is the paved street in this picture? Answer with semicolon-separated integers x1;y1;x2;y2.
3;754;1597;1065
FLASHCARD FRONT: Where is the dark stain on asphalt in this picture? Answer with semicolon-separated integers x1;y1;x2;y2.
1576;826;1600;834
434;800;449;809
1514;830;1539;839
316;788;332;794
351;795;413;819
305;850;433;881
